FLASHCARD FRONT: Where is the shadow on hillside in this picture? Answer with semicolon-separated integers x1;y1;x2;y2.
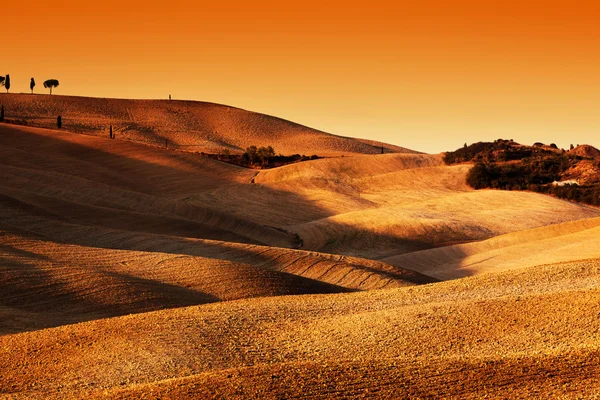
0;236;356;335
0;248;223;336
0;124;336;246
0;123;443;301
0;124;241;192
1;212;439;288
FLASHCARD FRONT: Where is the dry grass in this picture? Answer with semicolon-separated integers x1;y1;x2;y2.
0;93;415;156
1;114;600;398
385;216;600;279
0;226;434;335
2;258;600;398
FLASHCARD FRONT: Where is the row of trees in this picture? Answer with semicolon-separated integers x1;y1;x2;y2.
201;145;319;169
0;74;59;94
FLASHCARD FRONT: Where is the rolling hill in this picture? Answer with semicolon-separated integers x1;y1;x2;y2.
0;93;415;156
2;257;600;398
1;100;600;399
384;216;600;279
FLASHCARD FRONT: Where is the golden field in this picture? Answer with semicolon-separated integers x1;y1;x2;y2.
1;95;600;399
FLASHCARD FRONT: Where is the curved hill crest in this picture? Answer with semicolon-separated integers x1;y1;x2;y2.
0;93;417;156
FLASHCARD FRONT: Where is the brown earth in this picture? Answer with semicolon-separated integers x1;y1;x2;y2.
2;258;600;399
1;115;600;398
569;144;600;159
0;93;415;156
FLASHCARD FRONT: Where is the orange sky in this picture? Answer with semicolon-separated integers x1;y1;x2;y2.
2;0;600;153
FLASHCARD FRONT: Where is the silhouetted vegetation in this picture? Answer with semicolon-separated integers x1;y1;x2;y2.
443;139;562;164
202;146;321;169
3;74;10;93
243;145;276;166
30;78;36;94
533;184;600;206
0;76;5;88
465;157;576;190
446;140;600;206
44;79;59;95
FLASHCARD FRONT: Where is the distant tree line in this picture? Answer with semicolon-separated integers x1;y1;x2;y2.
446;140;600;206
465;158;577;190
443;139;564;164
202;145;320;169
0;74;59;94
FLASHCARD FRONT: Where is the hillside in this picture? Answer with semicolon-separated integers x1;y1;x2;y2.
252;152;600;258
0;93;416;156
384;216;600;279
2;257;600;398
2;116;600;398
570;144;600;159
1;225;437;335
0;122;436;335
2;123;598;259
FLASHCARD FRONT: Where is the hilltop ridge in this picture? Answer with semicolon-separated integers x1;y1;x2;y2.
0;93;416;156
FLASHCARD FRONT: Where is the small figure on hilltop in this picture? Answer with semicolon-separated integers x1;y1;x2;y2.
30;78;36;94
109;124;113;139
57;116;62;129
44;79;60;95
1;104;4;122
169;94;171;101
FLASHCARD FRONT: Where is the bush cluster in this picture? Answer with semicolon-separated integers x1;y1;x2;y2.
466;155;577;190
449;140;599;206
534;184;600;206
202;145;320;169
443;139;561;165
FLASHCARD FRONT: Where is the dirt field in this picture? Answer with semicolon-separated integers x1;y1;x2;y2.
1;113;600;398
0;93;415;156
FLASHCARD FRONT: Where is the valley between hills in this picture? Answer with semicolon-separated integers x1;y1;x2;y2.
1;93;600;399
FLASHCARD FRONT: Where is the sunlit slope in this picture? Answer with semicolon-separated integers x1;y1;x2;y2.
252;153;600;258
0;223;432;334
0;229;349;335
0;218;431;291
0;93;416;155
3;257;600;399
0;124;294;247
189;153;456;227
1;123;598;262
385;216;600;279
290;190;600;258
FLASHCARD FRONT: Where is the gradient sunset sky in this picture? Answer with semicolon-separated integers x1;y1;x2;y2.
2;0;599;153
